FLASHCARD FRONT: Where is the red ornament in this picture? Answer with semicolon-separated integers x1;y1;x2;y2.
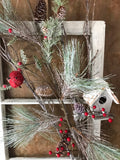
93;105;96;109
108;118;113;123
56;153;60;157
67;137;71;142
17;62;22;66
58;123;62;127
60;117;63;121
60;146;64;151
72;143;75;148
8;71;24;88
49;151;52;155
56;147;59;151
84;112;88;116
59;129;63;134
102;108;105;112
44;36;47;39
67;152;70;156
92;115;95;119
8;28;12;33
64;129;68;134
3;84;7;88
103;113;107;117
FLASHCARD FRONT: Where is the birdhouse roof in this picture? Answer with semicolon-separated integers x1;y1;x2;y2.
83;88;119;106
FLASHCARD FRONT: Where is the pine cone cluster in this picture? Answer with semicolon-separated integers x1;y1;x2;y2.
34;0;47;22
56;130;71;156
57;6;66;20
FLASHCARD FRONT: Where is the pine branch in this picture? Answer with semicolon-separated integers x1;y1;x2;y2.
34;56;42;71
41;17;63;63
5;106;59;148
62;39;109;98
87;141;120;160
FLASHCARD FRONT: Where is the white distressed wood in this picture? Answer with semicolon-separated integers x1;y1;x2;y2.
0;55;9;160
91;21;105;78
92;119;101;138
90;22;105;138
1;99;73;105
0;21;105;160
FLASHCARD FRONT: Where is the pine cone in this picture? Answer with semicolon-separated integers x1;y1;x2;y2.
57;6;66;20
35;85;54;97
34;0;47;22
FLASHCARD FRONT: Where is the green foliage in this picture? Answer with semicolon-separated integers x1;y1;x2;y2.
1;0;15;21
5;106;59;148
20;49;27;65
63;39;109;96
87;141;120;160
34;56;42;71
0;85;12;91
41;17;63;63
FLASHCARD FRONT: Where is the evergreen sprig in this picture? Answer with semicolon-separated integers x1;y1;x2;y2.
34;56;42;71
20;49;27;65
41;17;63;63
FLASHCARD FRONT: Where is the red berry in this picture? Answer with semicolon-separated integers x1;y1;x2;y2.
59;129;63;134
84;112;88;116
108;118;113;123
92;115;95;119
67;137;71;142
8;28;12;33
56;147;59;151
58;123;62;127
72;143;75;147
17;68;22;72
56;153;60;157
18;62;22;66
64;129;68;134
93;105;96;109
44;36;47;39
60;117;63;121
67;152;70;156
3;85;7;88
49;151;52;155
102;108;105;112
60;146;64;151
103;113;106;117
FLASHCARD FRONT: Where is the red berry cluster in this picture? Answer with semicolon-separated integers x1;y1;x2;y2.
49;117;75;158
84;106;113;123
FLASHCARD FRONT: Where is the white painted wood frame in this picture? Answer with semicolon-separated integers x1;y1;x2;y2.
0;21;105;160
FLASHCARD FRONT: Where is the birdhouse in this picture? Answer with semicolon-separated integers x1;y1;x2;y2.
83;88;119;114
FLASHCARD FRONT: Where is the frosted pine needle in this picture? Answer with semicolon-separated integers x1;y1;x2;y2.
62;39;109;98
87;141;120;160
4;106;59;148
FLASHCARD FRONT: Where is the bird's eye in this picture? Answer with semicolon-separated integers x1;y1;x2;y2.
99;96;107;104
15;77;18;79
